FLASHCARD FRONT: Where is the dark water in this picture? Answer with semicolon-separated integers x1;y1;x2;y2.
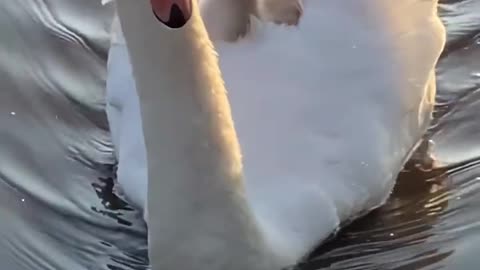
0;0;479;269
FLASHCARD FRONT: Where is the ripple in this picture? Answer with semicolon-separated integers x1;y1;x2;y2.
0;0;479;269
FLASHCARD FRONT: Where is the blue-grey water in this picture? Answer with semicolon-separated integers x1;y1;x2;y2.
0;0;479;269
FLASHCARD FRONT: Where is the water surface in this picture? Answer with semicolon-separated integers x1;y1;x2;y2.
0;0;479;269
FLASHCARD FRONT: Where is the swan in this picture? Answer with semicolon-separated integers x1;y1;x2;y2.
107;0;446;269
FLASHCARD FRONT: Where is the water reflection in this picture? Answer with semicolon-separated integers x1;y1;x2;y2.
301;162;451;269
0;0;479;269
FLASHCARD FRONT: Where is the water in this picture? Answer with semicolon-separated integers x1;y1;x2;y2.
0;0;478;269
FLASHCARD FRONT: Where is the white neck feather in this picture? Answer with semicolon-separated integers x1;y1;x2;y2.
116;1;284;269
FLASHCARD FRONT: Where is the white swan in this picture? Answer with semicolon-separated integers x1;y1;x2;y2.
107;0;445;269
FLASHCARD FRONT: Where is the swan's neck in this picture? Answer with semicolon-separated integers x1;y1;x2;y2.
116;1;282;269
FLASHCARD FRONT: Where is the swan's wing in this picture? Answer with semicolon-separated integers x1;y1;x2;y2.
106;44;148;211
200;0;252;41
216;0;445;256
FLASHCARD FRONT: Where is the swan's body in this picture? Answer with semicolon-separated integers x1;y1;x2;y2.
107;0;445;269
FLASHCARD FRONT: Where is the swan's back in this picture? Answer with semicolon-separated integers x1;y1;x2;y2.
215;0;445;257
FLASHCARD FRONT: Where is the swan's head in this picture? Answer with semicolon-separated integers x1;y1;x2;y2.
150;0;193;28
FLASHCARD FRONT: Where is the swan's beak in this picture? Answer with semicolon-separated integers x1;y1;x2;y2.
151;0;192;28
